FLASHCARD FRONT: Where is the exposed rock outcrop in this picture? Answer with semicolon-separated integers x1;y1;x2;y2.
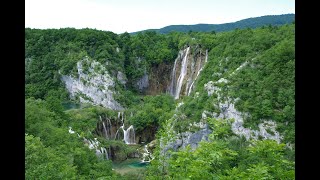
61;57;124;110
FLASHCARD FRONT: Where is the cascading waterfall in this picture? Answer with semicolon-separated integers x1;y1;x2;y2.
68;126;75;134
122;125;135;144
141;145;153;163
107;118;112;138
169;53;180;96
114;112;136;144
69;127;109;160
102;121;108;139
174;47;190;99
100;115;113;139
100;147;109;160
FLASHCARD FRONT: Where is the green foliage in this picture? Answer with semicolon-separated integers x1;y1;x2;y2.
25;98;116;179
25;134;77;179
127;94;175;133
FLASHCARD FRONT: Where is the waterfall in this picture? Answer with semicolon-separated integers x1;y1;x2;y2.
69;127;109;160
114;112;135;144
141;144;155;163
169;54;180;96
187;49;208;96
121;112;124;123
68;127;75;134
101;147;109;160
114;128;121;140
102;122;108;139
101;115;112;139
122;125;135;144
141;145;152;163
107;118;112;139
174;47;190;99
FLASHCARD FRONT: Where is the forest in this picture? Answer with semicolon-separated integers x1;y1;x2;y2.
25;20;295;179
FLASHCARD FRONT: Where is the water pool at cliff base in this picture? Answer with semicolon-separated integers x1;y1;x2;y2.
112;158;149;175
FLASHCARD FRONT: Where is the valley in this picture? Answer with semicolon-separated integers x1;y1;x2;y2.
25;16;295;179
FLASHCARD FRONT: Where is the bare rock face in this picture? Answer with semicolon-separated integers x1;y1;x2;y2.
146;62;173;95
162;122;212;154
136;73;149;92
117;71;127;85
61;57;124;110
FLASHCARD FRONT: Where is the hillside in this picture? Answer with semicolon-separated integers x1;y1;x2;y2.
25;23;295;179
131;14;294;34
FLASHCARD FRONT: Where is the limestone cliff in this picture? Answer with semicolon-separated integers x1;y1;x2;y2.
61;57;124;110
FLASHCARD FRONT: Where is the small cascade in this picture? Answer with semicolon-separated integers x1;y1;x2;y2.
141;145;153;163
102;121;108;139
107;118;112;138
68;127;75;134
121;111;124;124
101;147;109;160
122;125;135;144
100;115;113;140
69;127;109;160
114;112;136;144
114;128;121;140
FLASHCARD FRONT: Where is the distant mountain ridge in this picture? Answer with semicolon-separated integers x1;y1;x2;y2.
130;13;294;34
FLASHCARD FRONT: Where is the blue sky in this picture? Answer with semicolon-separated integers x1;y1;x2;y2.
25;0;295;34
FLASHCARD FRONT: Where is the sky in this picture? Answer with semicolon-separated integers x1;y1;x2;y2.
25;0;295;34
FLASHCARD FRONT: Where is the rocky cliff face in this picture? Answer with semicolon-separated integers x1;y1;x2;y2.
135;45;208;97
163;123;212;153
61;57;124;110
145;62;173;95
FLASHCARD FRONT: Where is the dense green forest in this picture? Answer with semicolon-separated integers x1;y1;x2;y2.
131;14;294;34
25;20;294;179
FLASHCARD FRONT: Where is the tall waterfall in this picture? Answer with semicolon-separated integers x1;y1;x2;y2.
169;47;190;99
169;46;207;99
175;47;190;99
187;49;208;96
169;53;180;96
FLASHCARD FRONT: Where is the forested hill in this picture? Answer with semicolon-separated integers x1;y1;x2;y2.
131;14;294;34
